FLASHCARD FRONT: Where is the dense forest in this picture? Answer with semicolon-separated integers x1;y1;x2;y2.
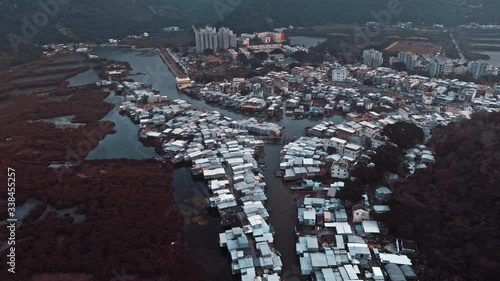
219;0;500;33
0;76;202;280
0;159;200;281
0;0;216;52
384;112;500;281
2;0;500;53
383;122;424;150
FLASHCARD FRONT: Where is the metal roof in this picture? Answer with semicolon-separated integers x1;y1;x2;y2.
310;252;328;268
379;253;412;265
385;263;407;281
362;220;381;234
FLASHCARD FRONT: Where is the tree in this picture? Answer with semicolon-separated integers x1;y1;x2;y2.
203;49;214;56
363;78;374;86
383;122;424;150
336;181;364;203
327;147;337;155
270;48;284;55
139;95;149;105
254;52;269;61
391;61;407;72
237;53;249;66
290;51;308;62
249;58;263;69
384;112;500;281
351;163;380;185
289;62;301;70
372;144;405;175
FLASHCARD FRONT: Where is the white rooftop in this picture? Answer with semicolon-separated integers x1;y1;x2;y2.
362;221;380;234
379;253;412;265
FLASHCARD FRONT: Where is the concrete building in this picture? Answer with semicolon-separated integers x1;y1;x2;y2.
255;31;286;43
218;27;237;50
228;49;238;59
331;158;350;179
352;206;370;223
344;143;363;159
194;26;218;53
324;137;347;154
422;92;433;105
429;58;453;77
332;68;347;81
469;60;490;79
363;49;384;67
397;52;418;70
303;208;317;226
194;26;237;52
375;186;393;202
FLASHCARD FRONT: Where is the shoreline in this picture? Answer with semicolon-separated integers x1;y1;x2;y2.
0;53;201;281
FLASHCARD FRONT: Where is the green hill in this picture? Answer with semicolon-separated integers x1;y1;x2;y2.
218;0;500;33
0;0;215;51
1;0;499;54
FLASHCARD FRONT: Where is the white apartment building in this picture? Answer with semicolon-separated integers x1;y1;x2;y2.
194;26;237;52
217;27;237;50
332;68;347;82
429;58;453;77
324;137;347;154
331;158;350;179
363;49;384;68
397;52;418;70
358;121;379;138
343;143;363;159
469;60;490;79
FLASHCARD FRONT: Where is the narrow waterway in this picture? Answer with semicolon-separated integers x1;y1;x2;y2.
85;92;157;160
468;36;500;68
289;36;327;49
72;47;345;280
261;145;297;271
68;68;101;87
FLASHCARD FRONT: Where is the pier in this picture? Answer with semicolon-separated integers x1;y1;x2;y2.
160;50;188;79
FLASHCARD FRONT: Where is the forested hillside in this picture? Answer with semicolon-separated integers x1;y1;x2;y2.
219;0;500;33
0;0;215;51
1;0;499;53
385;112;500;281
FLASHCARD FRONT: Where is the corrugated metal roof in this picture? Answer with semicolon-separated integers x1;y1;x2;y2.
385;263;407;281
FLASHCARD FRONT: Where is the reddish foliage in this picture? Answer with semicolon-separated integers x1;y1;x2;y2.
385;112;500;281
0;160;200;281
0;80;203;280
0;89;114;165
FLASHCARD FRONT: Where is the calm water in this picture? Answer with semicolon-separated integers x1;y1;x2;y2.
67;68;101;87
85;92;157;160
74;47;345;280
261;145;299;271
472;49;500;68
0;199;86;229
289;36;327;49
471;40;500;68
173;167;234;280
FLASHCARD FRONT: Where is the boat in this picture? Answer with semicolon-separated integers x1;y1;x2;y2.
274;170;284;177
